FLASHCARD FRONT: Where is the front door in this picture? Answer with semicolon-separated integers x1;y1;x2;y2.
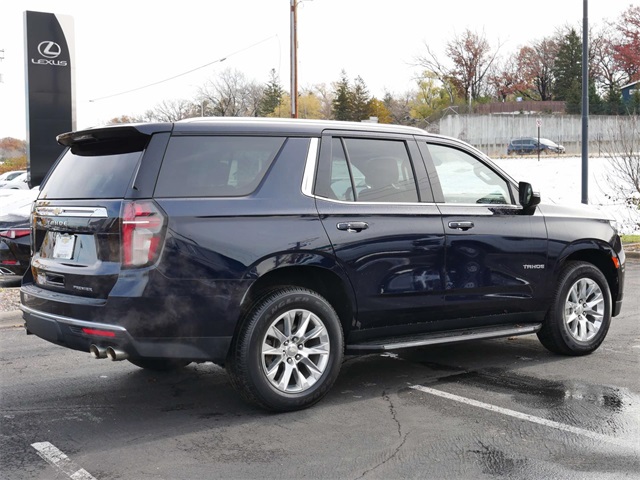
418;141;549;322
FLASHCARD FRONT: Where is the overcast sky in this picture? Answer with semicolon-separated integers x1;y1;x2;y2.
0;0;629;140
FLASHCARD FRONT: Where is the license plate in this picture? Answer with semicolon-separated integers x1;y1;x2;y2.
53;233;76;259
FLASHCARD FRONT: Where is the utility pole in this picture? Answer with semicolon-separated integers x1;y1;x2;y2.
290;0;298;118
581;0;589;204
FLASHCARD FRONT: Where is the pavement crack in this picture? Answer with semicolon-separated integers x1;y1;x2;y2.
383;390;402;438
354;391;407;479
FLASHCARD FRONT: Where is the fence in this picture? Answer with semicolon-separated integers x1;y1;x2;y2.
437;114;639;157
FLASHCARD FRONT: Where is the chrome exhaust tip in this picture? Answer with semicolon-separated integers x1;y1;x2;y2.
89;344;107;359
106;347;129;361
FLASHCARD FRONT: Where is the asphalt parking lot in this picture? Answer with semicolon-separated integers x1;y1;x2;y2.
1;260;639;480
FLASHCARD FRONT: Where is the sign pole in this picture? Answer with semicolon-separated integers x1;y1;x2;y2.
536;118;541;162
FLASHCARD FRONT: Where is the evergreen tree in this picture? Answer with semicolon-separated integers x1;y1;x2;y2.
588;81;603;114
552;29;582;104
603;85;623;115
332;70;352;121
630;90;640;115
258;69;285;117
351;76;371;121
565;79;582;114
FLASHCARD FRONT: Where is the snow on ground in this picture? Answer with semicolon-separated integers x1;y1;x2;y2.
493;155;640;235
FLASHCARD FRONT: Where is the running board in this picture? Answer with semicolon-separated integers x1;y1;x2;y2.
346;324;542;353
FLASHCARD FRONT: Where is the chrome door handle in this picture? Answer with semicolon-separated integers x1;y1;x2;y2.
448;221;474;231
337;222;369;232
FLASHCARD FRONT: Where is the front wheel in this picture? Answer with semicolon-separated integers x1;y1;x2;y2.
227;287;344;412
537;261;611;355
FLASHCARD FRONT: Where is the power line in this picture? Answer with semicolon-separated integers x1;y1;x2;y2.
89;35;277;103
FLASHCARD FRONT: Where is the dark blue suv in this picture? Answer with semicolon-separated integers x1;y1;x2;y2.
507;137;565;155
21;118;625;411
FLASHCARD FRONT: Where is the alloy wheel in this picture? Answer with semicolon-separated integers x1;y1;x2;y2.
563;278;605;342
260;309;330;393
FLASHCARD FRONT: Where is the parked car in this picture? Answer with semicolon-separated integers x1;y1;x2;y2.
0;170;27;183
0;171;30;189
21;118;625;411
507;137;565;155
0;188;38;286
0;214;31;286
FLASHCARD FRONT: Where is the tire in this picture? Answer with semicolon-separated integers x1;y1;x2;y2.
127;357;191;371
227;287;344;412
537;261;612;356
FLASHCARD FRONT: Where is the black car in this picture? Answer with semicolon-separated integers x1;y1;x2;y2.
0;189;38;286
507;137;565;155
0;214;32;286
21;118;625;411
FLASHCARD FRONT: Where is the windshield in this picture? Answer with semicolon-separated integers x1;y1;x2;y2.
39;148;142;200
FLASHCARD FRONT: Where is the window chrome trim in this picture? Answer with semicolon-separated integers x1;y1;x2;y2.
313;196;519;208
314;196;438;206
435;203;521;209
301;137;319;197
35;206;109;218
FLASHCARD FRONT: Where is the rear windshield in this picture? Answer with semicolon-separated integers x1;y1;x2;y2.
39;149;142;200
154;136;285;197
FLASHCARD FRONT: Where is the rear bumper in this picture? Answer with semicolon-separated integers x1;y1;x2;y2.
21;304;232;364
0;270;23;286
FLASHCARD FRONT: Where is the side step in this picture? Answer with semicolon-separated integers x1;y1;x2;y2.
346;324;542;354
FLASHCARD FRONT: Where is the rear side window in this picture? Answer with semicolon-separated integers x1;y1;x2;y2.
155;136;285;197
315;137;419;203
39;149;142;200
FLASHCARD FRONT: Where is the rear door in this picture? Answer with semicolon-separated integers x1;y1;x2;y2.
314;133;446;336
29;127;169;299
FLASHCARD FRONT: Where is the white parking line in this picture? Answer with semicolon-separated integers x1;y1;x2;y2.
31;442;97;480
410;385;638;451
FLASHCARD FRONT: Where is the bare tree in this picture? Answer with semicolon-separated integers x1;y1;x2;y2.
383;90;415;126
591;24;628;101
145;99;196;122
106;114;146;125
311;83;334;119
416;29;501;106
488;54;525;101
415;44;457;104
446;29;501;104
603;115;640;232
517;37;558;101
199;68;263;117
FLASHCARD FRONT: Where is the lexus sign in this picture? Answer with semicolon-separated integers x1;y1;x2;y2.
24;11;76;187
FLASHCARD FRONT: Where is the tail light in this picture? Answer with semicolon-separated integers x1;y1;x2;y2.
121;200;166;268
0;228;31;239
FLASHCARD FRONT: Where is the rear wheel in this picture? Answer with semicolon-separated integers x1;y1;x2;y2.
537;261;611;355
127;357;191;371
227;287;344;412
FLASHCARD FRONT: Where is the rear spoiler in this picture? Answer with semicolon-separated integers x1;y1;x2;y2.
56;124;173;147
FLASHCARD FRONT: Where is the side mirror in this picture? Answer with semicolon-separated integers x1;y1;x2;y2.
519;181;541;210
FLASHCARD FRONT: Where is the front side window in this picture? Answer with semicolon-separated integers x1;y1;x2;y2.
155;136;285;197
428;144;512;205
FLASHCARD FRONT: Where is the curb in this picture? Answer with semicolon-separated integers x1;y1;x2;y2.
0;310;23;328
